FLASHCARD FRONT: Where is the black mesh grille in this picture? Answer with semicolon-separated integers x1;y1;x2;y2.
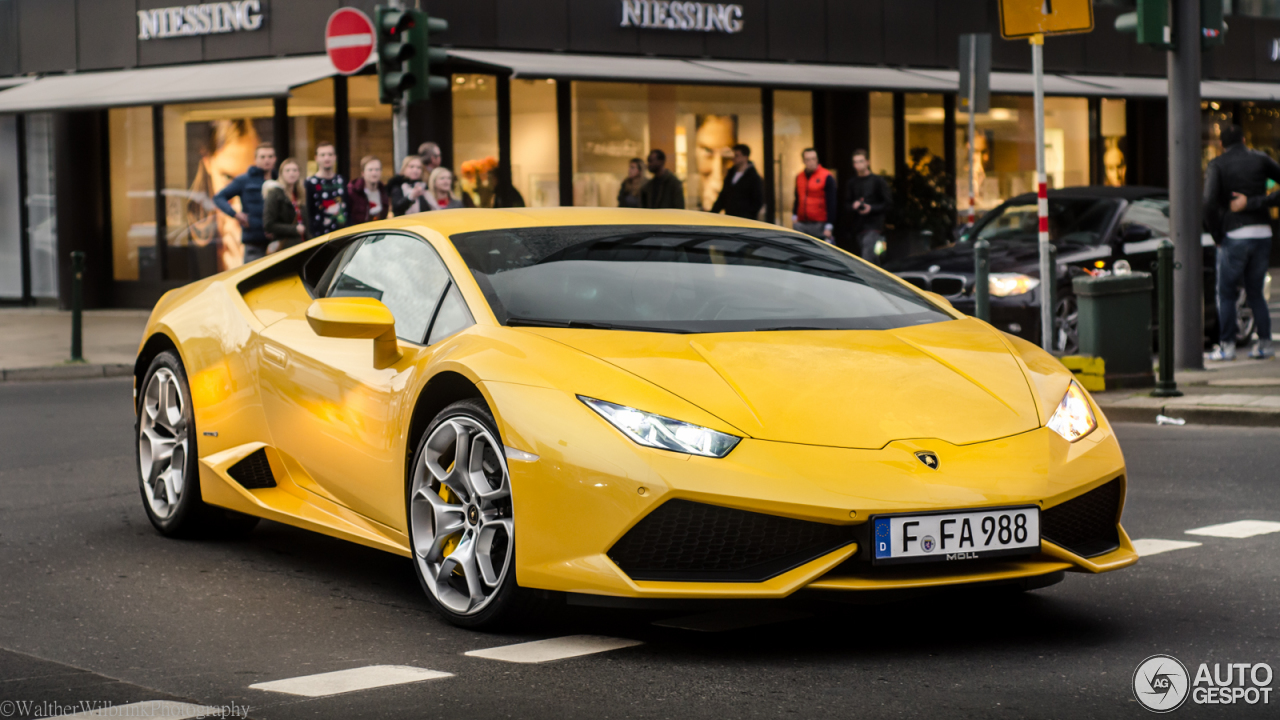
930;277;965;297
607;499;854;582
1042;479;1122;558
227;449;276;490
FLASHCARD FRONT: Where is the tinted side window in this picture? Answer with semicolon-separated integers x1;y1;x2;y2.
1120;199;1170;238
428;284;475;345
328;234;451;343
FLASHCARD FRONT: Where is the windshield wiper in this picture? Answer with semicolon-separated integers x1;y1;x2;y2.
505;317;689;334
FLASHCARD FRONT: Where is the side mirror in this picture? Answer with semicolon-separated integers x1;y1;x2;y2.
306;297;402;369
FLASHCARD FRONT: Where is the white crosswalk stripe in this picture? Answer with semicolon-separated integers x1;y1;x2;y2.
61;702;223;719
1186;520;1280;539
1132;538;1202;557
465;635;642;664
249;665;452;697
653;608;810;632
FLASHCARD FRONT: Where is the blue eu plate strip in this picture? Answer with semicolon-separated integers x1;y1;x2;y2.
874;517;892;559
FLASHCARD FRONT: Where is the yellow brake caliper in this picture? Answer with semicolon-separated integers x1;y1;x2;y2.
438;484;462;569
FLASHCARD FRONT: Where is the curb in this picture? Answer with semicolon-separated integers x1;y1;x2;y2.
1098;400;1280;428
0;363;133;382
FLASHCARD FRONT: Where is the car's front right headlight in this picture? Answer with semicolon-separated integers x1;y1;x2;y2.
989;273;1041;297
579;396;741;458
1047;381;1097;442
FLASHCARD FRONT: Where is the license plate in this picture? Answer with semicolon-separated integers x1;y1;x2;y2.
871;506;1040;565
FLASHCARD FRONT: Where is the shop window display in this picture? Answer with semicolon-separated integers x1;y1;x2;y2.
109;107;157;282
511;78;558;207
0;117;22;299
288;78;337;176
1101;98;1127;187
956;95;1089;213
347;75;393;185
452;74;499;207
869;92;894;177
1202;101;1234;170
773;90;813;227
25;113;58;299
572;82;762;212
904;94;946;176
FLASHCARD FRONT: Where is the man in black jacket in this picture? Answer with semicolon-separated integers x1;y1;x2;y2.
1203;124;1276;360
710;144;764;219
842;149;892;264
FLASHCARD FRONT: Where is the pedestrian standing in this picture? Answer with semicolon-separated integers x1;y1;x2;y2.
389;155;428;216
710;144;764;219
617;158;646;208
305;142;348;237
640;150;685;209
424;167;466;210
418;142;443;176
348;155;389;225
488;166;526;208
263;157;307;253
1205;123;1276;360
792;148;835;242
213;142;276;263
843;149;893;263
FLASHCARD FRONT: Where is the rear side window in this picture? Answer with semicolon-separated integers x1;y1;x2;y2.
1119;198;1170;238
326;234;452;343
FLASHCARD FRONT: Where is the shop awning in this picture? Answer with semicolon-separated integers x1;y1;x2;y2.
447;48;1280;101
0;55;337;114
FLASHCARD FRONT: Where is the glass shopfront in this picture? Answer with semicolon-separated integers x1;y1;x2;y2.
452;74;499;207
773;90;813;228
1101;98;1127;187
511;79;560;207
108;107;156;282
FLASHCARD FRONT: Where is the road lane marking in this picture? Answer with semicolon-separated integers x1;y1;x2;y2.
1132;538;1202;557
1186;520;1280;539
653;608;810;632
249;665;452;697
465;635;642;663
62;702;223;719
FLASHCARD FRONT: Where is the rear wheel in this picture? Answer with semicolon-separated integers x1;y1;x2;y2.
408;398;535;629
1054;295;1079;355
136;350;258;538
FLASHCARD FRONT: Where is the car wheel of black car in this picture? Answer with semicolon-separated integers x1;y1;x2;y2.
407;398;546;629
136;350;259;538
1054;295;1079;355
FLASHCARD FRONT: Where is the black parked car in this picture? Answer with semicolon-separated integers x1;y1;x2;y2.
884;186;1255;354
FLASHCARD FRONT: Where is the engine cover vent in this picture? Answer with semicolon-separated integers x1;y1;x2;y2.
227;449;276;490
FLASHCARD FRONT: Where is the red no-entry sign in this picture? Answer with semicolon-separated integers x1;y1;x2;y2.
326;8;375;76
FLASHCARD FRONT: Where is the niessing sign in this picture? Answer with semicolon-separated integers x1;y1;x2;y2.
137;0;264;40
620;1;745;33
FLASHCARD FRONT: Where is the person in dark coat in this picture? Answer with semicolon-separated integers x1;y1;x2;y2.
710;144;764;219
640;149;685;209
262;157;307;253
213;142;276;263
842;149;893;264
388;154;428;216
348;155;390;225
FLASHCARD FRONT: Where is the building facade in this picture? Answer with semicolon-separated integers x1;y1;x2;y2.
4;0;1280;308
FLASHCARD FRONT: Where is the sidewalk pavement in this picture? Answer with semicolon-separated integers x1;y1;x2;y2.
0;308;149;381
1094;355;1280;428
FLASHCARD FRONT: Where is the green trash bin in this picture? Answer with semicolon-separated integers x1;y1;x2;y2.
1072;272;1154;388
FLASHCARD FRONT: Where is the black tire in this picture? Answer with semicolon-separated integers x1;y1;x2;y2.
136;350;259;539
407;398;547;629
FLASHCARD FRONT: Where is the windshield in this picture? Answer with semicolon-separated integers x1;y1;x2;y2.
451;226;951;334
975;197;1120;246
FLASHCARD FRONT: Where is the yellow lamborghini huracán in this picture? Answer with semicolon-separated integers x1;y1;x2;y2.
134;208;1136;627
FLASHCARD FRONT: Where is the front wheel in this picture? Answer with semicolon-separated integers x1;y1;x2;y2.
408;398;536;629
1054;295;1079;355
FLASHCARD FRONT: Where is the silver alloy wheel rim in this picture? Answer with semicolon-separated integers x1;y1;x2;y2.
1056;296;1079;355
410;416;514;616
1236;288;1256;345
138;367;188;519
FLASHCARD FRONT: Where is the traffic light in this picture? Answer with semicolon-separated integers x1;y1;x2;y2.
1115;0;1226;51
375;5;416;104
406;12;449;104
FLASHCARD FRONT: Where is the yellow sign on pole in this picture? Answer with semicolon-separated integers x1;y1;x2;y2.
999;0;1094;39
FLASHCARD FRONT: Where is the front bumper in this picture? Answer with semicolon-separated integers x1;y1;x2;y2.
487;381;1136;600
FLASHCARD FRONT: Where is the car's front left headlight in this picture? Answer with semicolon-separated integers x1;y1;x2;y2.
989;273;1040;297
579;396;741;458
1046;381;1097;442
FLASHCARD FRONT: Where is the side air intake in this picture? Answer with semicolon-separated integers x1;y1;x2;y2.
227;449;276;490
1041;479;1122;558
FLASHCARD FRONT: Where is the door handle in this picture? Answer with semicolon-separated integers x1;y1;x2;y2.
263;344;288;369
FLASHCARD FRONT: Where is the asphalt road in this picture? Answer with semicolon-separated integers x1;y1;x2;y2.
1;377;1277;719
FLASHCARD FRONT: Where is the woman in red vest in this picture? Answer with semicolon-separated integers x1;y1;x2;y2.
792;148;836;242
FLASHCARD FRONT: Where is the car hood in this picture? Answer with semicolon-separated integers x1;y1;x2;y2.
519;318;1040;449
886;239;1106;276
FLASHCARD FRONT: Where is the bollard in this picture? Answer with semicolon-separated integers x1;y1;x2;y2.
974;238;990;322
1045;244;1057;351
70;251;85;363
1151;239;1183;397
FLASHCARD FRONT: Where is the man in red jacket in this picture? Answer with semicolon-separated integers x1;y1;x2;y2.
792;148;835;242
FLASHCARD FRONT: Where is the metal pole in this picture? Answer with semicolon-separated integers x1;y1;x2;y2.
1032;34;1052;352
1047;243;1058;352
1153;239;1184;396
70;251;84;363
393;96;409;169
967;39;978;228
974;238;990;322
1170;0;1204;369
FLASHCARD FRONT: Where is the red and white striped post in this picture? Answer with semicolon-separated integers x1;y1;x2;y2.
1032;32;1053;352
